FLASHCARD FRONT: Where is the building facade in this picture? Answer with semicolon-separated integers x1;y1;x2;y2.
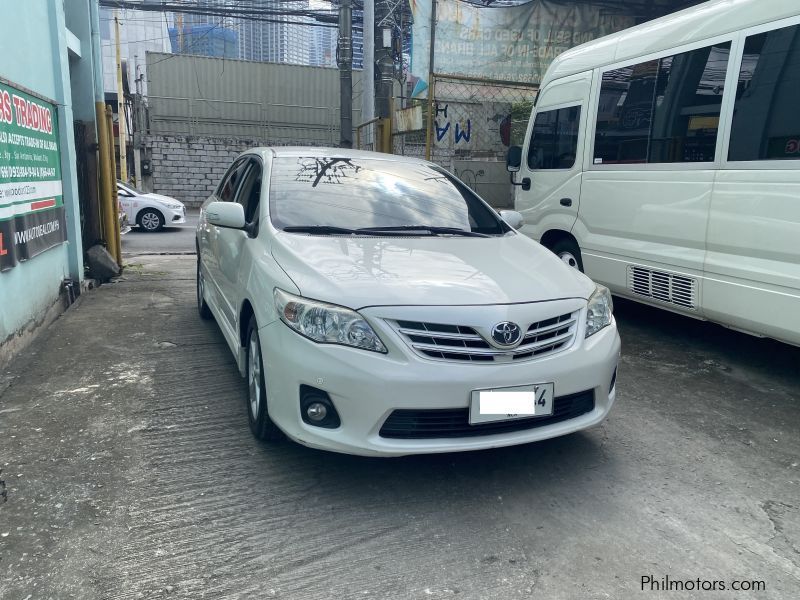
0;0;102;365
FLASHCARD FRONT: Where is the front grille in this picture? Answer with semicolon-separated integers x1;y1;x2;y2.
393;311;577;363
379;390;595;439
627;266;696;309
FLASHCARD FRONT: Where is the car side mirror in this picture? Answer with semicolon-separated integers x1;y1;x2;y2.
206;201;246;229
506;146;522;173
499;210;524;230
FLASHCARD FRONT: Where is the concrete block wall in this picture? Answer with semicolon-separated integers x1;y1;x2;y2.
147;135;271;207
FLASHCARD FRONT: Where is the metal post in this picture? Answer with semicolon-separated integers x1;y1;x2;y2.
97;104;119;266
114;12;128;182
424;0;437;161
374;0;393;119
362;0;375;122
337;0;353;148
105;108;123;266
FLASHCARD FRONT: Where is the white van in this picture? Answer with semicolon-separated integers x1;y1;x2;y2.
508;0;800;347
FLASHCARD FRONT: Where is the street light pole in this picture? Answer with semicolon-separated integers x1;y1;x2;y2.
337;0;353;148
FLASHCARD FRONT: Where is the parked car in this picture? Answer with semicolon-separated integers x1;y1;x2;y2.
117;181;186;232
507;0;800;347
196;148;620;456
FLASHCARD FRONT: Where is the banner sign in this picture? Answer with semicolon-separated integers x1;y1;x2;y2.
0;80;65;272
410;0;634;94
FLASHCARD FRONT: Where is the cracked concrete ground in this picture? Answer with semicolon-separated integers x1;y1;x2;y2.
0;254;798;599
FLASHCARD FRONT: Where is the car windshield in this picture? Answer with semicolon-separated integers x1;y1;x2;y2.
269;156;509;236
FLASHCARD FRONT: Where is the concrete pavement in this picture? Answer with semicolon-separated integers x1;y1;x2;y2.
121;210;199;255
0;254;798;599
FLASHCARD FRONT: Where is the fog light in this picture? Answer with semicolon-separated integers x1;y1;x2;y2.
306;402;328;422
299;385;341;429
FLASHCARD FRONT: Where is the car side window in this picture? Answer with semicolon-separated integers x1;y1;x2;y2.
728;23;800;161
527;106;581;170
217;159;249;202
234;160;262;230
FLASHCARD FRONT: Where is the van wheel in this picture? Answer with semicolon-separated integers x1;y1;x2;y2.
246;317;284;442
550;238;584;272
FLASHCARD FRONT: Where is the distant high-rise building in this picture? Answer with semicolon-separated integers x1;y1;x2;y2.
169;24;238;58
309;25;337;67
237;1;311;64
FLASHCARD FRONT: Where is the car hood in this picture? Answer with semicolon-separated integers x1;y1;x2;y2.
143;193;182;206
271;233;594;308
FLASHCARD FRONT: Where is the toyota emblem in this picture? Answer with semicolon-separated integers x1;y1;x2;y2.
491;322;522;346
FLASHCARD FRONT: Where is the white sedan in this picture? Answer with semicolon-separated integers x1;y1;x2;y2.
117;181;186;232
196;148;620;457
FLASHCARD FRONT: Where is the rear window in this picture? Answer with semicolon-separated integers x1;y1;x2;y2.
268;157;508;235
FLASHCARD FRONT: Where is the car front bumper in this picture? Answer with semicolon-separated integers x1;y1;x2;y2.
258;313;621;457
165;206;186;225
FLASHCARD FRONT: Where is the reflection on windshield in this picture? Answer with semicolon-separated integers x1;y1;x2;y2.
270;157;507;235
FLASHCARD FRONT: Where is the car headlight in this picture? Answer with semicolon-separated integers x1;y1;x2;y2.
585;284;613;338
274;289;387;353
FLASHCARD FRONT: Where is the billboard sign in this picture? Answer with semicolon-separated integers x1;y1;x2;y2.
0;80;65;272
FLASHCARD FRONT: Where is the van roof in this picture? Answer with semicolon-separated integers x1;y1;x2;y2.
542;0;799;86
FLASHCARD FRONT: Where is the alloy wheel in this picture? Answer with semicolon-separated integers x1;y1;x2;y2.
248;332;262;420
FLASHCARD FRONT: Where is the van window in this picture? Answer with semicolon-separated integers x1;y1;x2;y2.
594;42;731;164
527;106;581;170
728;23;800;161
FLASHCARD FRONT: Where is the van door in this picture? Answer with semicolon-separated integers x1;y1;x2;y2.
517;72;591;245
575;39;733;315
705;20;800;345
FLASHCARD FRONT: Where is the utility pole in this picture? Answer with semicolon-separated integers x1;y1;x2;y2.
374;0;394;152
362;0;375;123
114;11;128;182
337;0;353;148
424;0;437;160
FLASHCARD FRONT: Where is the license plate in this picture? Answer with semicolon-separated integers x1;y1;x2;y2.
469;383;554;425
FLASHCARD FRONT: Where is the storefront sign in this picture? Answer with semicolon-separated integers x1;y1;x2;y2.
0;79;65;272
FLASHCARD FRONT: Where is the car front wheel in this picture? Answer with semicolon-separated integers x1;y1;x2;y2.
246;317;283;442
138;208;164;232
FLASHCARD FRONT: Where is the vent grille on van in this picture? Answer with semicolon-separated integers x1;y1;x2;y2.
627;266;696;310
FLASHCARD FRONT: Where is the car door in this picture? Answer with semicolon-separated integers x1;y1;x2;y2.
704;19;800;344
517;71;591;242
201;157;249;320
215;157;263;332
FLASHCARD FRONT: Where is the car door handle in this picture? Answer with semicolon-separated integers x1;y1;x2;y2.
560;198;573;207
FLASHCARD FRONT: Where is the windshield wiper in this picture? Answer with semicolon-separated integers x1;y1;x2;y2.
357;225;490;238
282;225;362;235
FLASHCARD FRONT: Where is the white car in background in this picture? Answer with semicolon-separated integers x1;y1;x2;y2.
117;181;186;232
196;148;621;457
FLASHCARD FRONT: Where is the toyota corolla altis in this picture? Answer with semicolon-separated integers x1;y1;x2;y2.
196;148;620;456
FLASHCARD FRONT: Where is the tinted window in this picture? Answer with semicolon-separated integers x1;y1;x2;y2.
217;159;249;202
729;24;800;161
235;161;262;224
527;106;581;169
269;157;508;235
594;42;730;164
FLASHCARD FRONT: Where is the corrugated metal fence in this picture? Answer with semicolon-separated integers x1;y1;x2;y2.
145;52;362;145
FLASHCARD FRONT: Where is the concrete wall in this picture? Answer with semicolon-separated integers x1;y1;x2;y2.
148;135;272;207
0;0;93;365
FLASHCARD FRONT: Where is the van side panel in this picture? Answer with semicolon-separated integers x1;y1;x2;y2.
575;169;714;308
703;169;800;345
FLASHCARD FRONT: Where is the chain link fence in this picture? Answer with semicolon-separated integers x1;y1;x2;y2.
381;74;537;207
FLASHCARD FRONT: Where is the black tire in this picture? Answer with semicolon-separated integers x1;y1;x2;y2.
196;256;213;320
550;237;584;272
246;317;283;442
137;208;164;232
